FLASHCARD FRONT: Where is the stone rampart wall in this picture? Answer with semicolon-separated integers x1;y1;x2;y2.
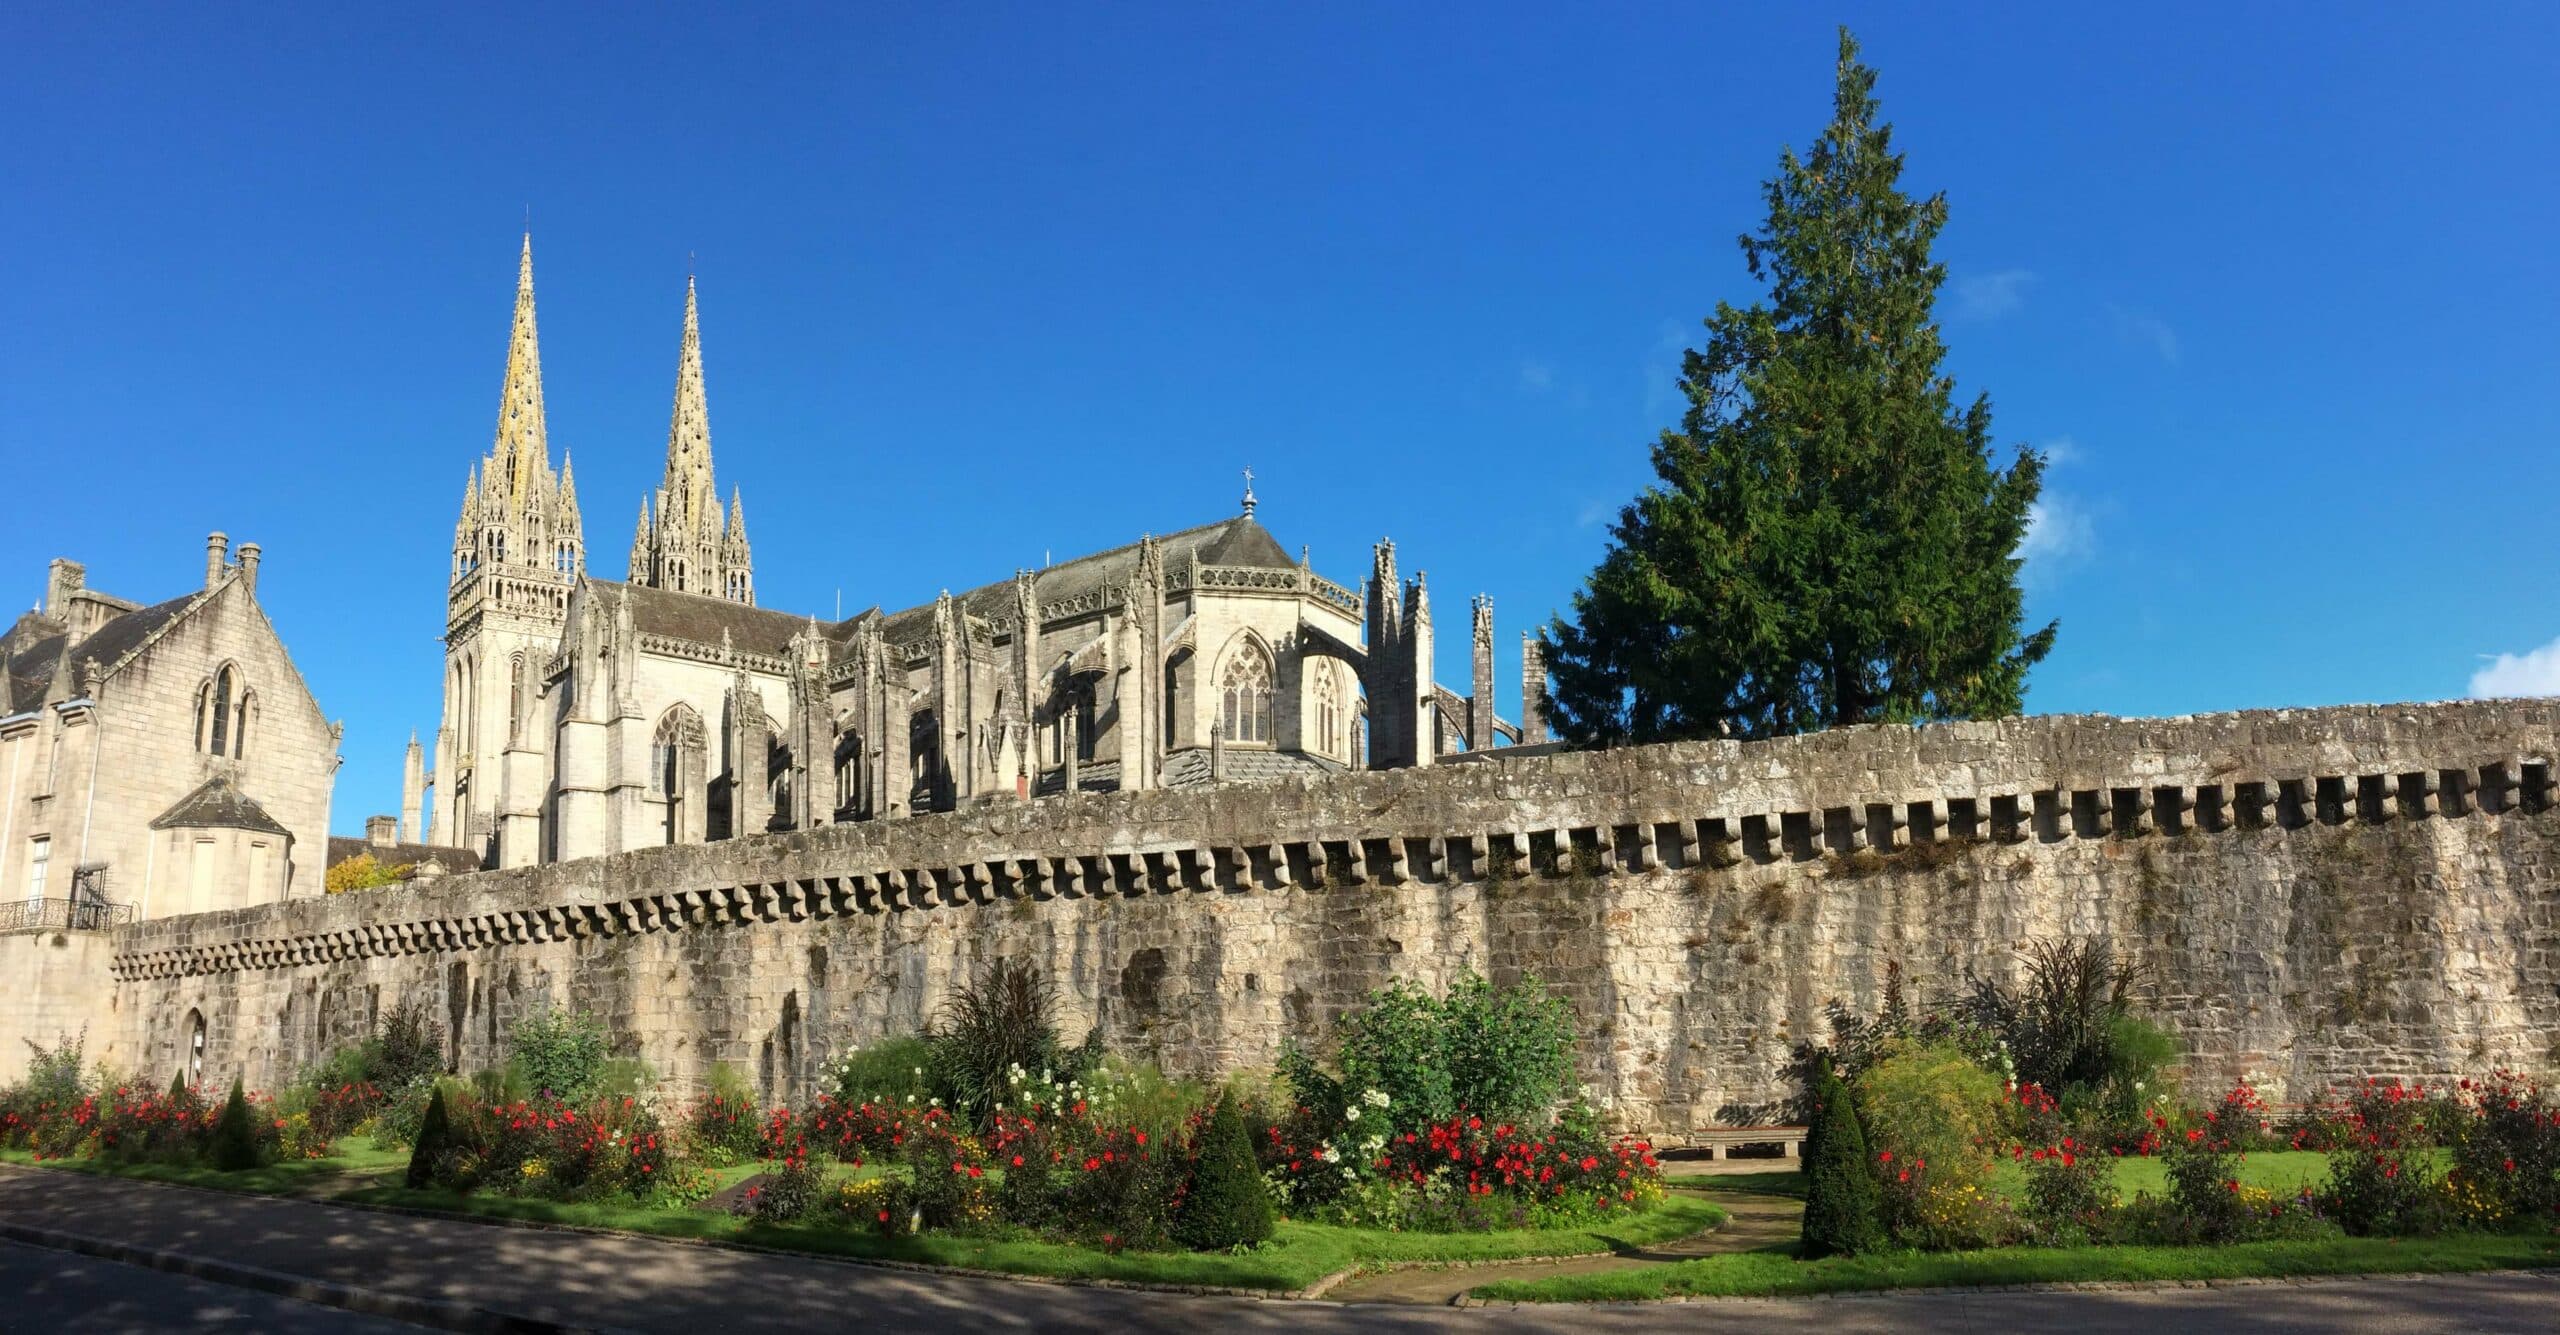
88;700;2560;1135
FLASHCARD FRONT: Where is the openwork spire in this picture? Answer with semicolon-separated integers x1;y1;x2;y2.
661;275;715;534
451;234;580;585
494;233;550;510
631;272;753;604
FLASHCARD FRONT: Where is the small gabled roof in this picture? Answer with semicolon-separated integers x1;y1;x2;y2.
150;774;292;837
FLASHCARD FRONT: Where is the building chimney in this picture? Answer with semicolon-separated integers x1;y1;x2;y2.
366;814;398;849
205;532;230;590
43;559;83;618
236;542;262;597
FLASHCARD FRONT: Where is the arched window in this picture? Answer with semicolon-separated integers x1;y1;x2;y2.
653;705;706;845
1220;641;1273;745
194;680;213;751
208;666;236;756
232;690;254;759
1311;658;1343;756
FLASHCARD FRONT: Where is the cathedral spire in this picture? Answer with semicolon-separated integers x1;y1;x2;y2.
661;274;714;534
631;272;753;604
493;233;550;512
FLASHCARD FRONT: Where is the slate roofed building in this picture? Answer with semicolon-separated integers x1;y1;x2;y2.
0;538;338;921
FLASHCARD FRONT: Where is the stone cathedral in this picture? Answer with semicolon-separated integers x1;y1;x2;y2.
422;237;1548;869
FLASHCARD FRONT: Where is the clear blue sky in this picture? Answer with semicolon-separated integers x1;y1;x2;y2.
5;4;2555;834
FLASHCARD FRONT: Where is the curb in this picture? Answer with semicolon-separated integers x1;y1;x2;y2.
0;1217;621;1335
1448;1264;2560;1308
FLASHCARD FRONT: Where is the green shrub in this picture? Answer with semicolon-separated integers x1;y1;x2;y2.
1856;1040;2006;1248
826;1035;936;1106
1333;979;1453;1133
407;1085;452;1189
2320;1078;2449;1236
17;1033;88;1108
748;1151;825;1224
506;1007;608;1102
1174;1098;1275;1250
210;1077;261;1171
1801;1066;1884;1257
1439;973;1577;1126
2449;1073;2560;1224
1962;939;2145;1094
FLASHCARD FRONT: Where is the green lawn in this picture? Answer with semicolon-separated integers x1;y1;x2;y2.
2;1141;1724;1293
1670;1150;2346;1202
1471;1232;2560;1302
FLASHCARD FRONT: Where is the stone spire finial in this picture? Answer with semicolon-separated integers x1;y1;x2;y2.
492;233;549;512
661;274;714;534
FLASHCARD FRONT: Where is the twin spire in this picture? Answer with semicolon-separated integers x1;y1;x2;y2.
448;235;753;605
452;234;581;583
629;273;755;604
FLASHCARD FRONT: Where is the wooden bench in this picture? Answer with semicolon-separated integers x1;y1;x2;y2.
1688;1126;1807;1160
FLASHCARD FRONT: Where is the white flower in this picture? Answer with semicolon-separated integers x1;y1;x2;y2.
1361;1089;1391;1109
1345;1106;1360;1123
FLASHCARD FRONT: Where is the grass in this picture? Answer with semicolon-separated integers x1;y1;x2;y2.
1;1140;1724;1293
1670;1150;2347;1202
1471;1232;2560;1302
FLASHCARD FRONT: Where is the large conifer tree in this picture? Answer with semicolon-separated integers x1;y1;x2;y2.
1545;30;2054;745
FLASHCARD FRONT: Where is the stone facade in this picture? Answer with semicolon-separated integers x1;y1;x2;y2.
427;237;1536;875
0;539;339;920
81;699;2560;1137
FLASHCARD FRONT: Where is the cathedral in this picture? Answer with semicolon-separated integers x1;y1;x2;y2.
423;238;1549;869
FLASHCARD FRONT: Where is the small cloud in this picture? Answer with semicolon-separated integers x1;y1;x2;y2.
1954;268;2035;320
1517;359;1555;393
2016;495;2093;584
2470;637;2560;698
2107;305;2181;364
2038;434;2080;467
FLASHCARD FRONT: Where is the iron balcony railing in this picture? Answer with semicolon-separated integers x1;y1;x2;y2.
0;898;134;934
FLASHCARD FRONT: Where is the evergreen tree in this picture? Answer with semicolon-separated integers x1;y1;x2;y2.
1545;29;2053;745
1800;1065;1884;1257
210;1077;260;1171
1173;1097;1276;1250
407;1086;452;1190
168;1070;188;1104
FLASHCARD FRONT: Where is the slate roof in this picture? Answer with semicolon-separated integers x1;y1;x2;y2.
593;579;821;660
877;515;1297;643
1;594;199;713
325;836;484;875
1161;746;1346;789
1027;745;1342;798
150;775;292;836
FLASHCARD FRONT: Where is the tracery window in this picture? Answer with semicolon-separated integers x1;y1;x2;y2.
1311;658;1343;756
1220;642;1273;745
202;665;242;756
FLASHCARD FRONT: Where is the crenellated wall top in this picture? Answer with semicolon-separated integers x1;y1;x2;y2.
111;698;2560;975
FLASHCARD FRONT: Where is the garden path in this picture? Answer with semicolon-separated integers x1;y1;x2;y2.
1322;1185;1802;1304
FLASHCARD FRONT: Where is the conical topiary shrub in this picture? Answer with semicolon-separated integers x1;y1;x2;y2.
168;1070;188;1104
210;1077;260;1171
1173;1097;1275;1250
406;1085;452;1190
1800;1065;1884;1258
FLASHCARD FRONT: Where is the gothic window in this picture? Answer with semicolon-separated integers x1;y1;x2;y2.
207;666;237;756
232;691;254;759
1311;658;1343;756
652;704;706;846
1220;641;1274;745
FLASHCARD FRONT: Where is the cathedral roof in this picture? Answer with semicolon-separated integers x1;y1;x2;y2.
595;579;816;660
876;515;1298;641
150;774;292;836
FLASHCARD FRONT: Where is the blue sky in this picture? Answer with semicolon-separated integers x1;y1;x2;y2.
4;3;2555;833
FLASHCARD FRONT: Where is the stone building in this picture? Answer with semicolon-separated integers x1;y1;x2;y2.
0;537;339;922
426;237;1549;869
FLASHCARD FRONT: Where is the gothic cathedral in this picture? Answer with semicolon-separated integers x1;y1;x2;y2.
422;238;1548;870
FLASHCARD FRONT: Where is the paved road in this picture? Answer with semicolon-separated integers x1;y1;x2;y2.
0;1166;2553;1333
0;1236;426;1334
